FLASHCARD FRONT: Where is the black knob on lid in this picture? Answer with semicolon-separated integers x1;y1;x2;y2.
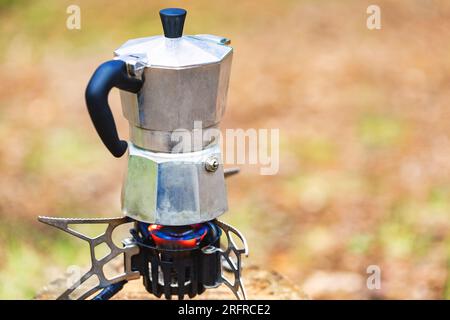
159;8;187;38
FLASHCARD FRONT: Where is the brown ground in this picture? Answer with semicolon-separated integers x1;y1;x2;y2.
36;265;306;300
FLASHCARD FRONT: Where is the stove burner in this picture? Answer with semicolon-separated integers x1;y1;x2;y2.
130;221;223;299
147;224;208;249
38;216;248;300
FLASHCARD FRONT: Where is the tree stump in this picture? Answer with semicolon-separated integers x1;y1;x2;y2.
36;265;306;300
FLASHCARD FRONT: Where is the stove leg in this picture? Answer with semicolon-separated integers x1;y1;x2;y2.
37;216;140;300
215;220;249;300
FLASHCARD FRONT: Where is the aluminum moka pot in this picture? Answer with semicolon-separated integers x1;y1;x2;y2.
85;8;232;225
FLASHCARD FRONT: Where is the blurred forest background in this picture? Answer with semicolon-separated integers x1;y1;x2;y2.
0;0;449;299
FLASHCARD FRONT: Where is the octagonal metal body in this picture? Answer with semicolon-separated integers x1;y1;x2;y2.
121;143;228;225
120;54;232;131
114;35;233;152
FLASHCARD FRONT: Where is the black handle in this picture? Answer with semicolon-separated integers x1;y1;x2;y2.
85;60;143;157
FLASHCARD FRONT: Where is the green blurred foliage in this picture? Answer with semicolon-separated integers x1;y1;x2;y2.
358;114;405;148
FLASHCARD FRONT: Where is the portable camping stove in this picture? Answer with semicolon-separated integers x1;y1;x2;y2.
38;8;248;300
